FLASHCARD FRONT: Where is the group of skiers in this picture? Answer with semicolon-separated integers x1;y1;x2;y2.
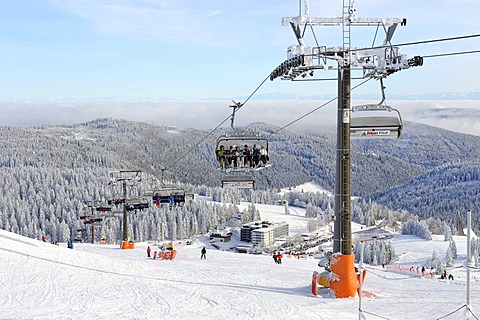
440;269;454;280
146;245;207;259
216;144;269;169
407;265;454;280
272;252;283;264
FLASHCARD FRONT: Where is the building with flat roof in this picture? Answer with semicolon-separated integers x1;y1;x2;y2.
209;229;232;242
241;221;289;246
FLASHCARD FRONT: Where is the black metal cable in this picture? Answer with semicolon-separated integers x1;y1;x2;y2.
350;33;480;52
162;74;271;172
395;34;480;48
163;34;480;174
422;49;480;59
236;74;271;112
268;77;372;136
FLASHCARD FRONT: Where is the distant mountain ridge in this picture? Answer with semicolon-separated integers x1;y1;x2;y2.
0;118;479;233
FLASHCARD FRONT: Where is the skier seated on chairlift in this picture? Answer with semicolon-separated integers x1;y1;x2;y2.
227;146;236;168
252;145;260;167
259;145;269;166
153;193;161;206
233;146;242;168
243;144;252;167
216;145;228;169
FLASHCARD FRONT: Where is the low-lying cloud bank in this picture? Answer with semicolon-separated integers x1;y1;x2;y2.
1;99;480;136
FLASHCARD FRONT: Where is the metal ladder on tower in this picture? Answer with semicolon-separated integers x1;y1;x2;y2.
342;0;352;66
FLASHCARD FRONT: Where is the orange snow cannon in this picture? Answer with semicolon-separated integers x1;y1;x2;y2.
312;253;364;298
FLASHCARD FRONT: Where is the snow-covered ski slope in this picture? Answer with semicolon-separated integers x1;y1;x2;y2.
1;197;479;319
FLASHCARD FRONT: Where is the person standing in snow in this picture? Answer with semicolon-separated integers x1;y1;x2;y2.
201;247;206;259
277;253;283;264
273;253;278;264
147;246;151;258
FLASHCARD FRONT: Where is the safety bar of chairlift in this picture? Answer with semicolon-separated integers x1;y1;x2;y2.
352;104;395;112
221;181;255;189
350;128;401;139
221;174;255;182
350;116;402;138
217;136;268;146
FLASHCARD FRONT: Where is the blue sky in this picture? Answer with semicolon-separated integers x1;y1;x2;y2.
0;0;479;129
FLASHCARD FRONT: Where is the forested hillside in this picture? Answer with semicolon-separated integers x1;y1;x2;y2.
0;118;479;241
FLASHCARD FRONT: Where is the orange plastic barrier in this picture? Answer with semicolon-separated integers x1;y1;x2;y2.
312;271;319;296
120;241;135;249
162;250;177;260
329;253;359;298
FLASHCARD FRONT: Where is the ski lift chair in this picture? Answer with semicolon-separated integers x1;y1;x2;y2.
152;186;185;206
350;78;403;140
216;132;270;170
215;101;271;171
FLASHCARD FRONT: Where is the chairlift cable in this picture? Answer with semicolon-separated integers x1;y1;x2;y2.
268;97;337;137
162;114;231;172
162;75;271;172
235;74;271;113
393;33;480;48
162;31;479;173
268;78;372;137
267;35;480;138
349;33;480;53
421;49;480;59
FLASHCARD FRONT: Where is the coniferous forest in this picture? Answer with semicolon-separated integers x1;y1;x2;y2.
1;118;480;244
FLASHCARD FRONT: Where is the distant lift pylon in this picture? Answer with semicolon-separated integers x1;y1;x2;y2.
350;78;403;139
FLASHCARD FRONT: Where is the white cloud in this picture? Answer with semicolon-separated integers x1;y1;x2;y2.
3;99;480;137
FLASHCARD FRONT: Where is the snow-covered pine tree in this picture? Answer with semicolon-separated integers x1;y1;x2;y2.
443;222;453;241
449;239;458;259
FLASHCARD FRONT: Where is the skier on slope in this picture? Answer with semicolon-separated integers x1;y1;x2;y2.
201;247;207;259
147;246;151;258
277;252;283;264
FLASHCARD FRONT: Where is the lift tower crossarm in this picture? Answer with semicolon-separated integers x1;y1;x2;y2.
282;16;406;28
274;10;419;81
